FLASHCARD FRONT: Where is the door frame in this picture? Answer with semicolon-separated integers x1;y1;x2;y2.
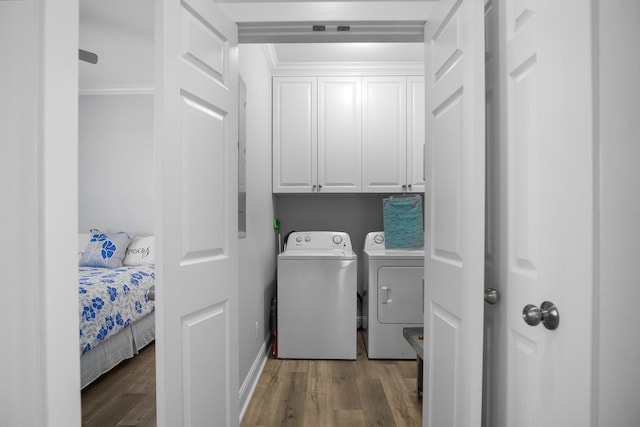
21;0;488;424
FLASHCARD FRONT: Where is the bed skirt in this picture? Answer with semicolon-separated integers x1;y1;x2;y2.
81;311;155;389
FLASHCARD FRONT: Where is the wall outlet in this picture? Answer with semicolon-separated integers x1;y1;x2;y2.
255;321;259;340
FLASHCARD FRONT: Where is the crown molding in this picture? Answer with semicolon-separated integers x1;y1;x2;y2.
257;44;424;76
271;61;424;76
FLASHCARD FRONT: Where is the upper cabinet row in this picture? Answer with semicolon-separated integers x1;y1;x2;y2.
273;75;425;193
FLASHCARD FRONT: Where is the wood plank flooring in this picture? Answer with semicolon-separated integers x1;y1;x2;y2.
81;332;422;426
241;332;422;427
81;343;156;427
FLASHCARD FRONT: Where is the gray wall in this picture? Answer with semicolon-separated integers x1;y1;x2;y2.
596;0;640;425
274;193;420;308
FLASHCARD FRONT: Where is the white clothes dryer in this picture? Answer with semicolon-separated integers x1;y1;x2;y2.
277;231;357;360
363;231;424;359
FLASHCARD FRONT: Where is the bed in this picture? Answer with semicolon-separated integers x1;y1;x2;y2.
78;231;156;389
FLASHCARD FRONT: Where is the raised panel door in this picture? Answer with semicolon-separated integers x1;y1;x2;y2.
156;0;239;425
317;76;362;192
423;0;486;425
272;76;317;193
496;1;594;425
362;76;407;193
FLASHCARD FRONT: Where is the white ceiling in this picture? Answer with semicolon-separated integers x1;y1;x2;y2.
217;1;435;23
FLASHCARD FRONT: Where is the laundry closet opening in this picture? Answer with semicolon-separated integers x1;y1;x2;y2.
246;39;425;326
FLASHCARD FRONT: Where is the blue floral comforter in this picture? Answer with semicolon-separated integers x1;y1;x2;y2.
79;265;155;355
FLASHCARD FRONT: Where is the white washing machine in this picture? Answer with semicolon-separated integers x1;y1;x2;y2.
277;231;357;360
363;231;424;359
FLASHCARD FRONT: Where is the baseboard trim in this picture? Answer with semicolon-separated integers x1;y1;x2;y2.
239;337;271;423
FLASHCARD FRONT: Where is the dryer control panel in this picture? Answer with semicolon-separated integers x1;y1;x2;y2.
285;231;353;252
364;231;386;250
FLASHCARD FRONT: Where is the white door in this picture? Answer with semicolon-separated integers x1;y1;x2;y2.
496;1;593;425
272;76;317;193
423;0;486;426
155;0;239;425
407;75;426;193
362;76;407;192
317;76;362;192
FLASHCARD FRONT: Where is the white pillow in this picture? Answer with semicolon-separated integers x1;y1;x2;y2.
78;233;92;260
123;236;155;266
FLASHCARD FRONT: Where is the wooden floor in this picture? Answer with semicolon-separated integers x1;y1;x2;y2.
81;343;156;426
81;332;422;426
241;332;422;427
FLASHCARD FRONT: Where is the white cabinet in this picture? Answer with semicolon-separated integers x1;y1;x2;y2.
362;76;407;192
362;76;425;193
272;77;317;193
406;76;426;192
273;75;424;194
273;76;362;193
318;77;362;192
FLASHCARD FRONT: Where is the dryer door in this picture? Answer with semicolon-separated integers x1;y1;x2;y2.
377;266;423;324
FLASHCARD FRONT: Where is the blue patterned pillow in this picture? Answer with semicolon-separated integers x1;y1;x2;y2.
79;229;134;269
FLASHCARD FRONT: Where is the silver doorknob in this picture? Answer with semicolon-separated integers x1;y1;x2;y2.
484;288;498;305
522;301;559;330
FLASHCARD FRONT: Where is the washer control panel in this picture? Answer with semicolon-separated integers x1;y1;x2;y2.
286;231;352;251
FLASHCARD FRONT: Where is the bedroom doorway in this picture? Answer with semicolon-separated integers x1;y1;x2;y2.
78;1;436;425
78;0;158;420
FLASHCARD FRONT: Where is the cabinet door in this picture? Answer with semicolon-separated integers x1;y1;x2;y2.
273;77;317;193
407;75;425;193
362;76;407;192
318;77;362;192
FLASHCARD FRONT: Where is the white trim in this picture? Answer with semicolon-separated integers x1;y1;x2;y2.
263;42;423;76
239;337;271;422
262;44;279;74
271;61;423;76
79;85;155;96
237;20;426;44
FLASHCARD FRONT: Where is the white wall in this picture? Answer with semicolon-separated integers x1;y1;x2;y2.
78;0;154;236
78;95;154;235
1;1;81;425
79;0;154;91
237;44;277;399
596;0;640;425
